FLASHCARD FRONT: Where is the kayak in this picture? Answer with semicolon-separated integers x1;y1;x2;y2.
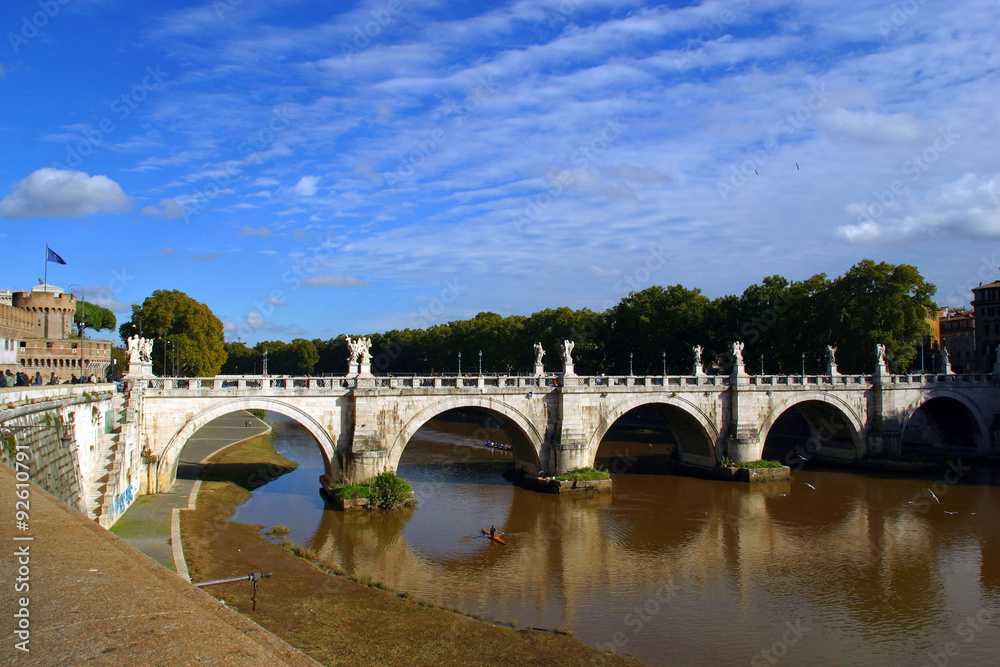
481;528;506;545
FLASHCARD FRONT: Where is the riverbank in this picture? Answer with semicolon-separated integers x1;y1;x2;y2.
180;431;640;667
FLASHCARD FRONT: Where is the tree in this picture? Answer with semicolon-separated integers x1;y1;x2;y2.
824;261;936;373
287;338;319;375
119;290;227;376
220;342;257;375
603;286;710;374
75;301;116;335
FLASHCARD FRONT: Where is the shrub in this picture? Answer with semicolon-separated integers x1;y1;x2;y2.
333;469;413;508
367;468;413;509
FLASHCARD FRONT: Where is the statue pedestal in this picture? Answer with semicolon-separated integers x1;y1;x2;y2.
874;362;888;384
827;363;839;377
127;361;154;378
692;363;704;377
347;362;359;376
359;362;372;376
563;363;575;377
534;364;545;376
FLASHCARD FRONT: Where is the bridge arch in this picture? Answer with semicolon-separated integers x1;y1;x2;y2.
899;389;990;452
158;397;340;490
587;395;719;467
759;392;864;463
386;396;544;474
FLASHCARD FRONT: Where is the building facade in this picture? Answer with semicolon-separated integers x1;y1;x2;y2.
972;280;1000;373
0;293;34;376
1;284;112;382
940;309;976;373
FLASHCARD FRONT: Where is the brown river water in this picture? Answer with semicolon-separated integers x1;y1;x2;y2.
228;412;1000;666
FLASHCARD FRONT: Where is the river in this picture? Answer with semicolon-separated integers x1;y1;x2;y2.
231;412;1000;666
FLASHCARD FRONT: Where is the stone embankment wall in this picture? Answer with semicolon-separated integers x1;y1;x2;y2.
0;384;143;527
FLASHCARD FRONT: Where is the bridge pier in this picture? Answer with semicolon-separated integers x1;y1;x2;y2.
727;356;765;462
344;450;389;483
554;444;591;474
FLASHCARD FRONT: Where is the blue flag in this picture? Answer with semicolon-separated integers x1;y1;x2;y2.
46;246;67;265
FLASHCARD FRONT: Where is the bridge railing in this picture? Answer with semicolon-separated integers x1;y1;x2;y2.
888;373;995;385
136;371;996;393
748;374;873;386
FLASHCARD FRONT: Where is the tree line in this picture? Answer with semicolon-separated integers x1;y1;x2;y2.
121;260;937;377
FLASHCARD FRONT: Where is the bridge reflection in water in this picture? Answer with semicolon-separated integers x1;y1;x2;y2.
229;413;1000;667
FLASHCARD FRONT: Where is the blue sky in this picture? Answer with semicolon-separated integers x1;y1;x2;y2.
2;0;998;345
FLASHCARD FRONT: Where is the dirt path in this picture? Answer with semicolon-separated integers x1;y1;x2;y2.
180;432;639;667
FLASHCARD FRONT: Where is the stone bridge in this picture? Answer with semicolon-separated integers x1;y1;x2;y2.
137;363;999;494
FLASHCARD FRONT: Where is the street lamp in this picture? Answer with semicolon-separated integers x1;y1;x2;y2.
801;352;805;377
760;353;764;376
629;351;633;376
458;352;462;375
478;350;482;376
662;351;666;376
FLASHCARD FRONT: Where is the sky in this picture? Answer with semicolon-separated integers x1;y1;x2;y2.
1;0;998;346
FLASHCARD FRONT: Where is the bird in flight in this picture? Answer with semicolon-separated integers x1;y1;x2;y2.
795;163;800;170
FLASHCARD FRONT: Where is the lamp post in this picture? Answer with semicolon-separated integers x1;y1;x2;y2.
478;350;482;376
801;352;805;377
662;351;666;376
760;353;764;376
458;352;462;375
629;351;633;376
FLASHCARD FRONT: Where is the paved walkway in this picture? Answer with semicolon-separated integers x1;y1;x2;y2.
112;412;269;572
0;447;319;666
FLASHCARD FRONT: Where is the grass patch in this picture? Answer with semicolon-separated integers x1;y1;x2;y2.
109;518;152;538
265;525;290;538
554;467;610;481
718;457;784;469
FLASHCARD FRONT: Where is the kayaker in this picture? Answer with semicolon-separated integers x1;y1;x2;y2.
489;525;496;539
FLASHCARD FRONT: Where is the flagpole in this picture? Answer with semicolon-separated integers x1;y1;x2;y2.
44;244;48;290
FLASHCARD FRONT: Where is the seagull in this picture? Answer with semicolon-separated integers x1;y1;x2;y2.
926;488;941;504
944;511;958;515
795;163;800;170
804;482;816;490
754;169;758;175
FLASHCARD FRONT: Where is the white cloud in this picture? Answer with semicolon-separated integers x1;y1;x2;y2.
237;225;274;237
141;198;188;219
301;274;368;288
601;164;671;184
814;108;932;145
836;173;1000;243
588;265;622;278
293;175;320;196
0;168;132;219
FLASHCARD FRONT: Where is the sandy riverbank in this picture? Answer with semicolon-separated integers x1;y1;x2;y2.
180;431;640;667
